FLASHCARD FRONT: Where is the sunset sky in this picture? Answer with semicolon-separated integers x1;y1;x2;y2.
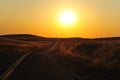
0;0;120;38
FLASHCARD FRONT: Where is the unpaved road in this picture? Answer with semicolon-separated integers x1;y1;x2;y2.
0;48;34;80
1;40;81;80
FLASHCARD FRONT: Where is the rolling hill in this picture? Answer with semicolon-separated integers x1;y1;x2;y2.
0;34;45;41
0;34;120;80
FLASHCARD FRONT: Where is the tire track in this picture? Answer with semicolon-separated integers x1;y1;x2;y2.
0;48;36;80
43;40;84;80
0;40;60;80
0;39;83;80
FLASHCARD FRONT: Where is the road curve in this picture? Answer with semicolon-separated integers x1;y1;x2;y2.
0;48;36;80
1;40;82;80
0;40;61;80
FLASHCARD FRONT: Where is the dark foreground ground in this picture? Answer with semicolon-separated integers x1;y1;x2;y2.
0;34;120;80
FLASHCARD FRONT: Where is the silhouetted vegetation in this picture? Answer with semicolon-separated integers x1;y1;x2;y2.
73;42;101;55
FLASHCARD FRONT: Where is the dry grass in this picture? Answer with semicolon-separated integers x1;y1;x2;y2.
0;34;120;80
49;39;120;80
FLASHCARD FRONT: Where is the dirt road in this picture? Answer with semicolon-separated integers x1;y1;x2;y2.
1;40;81;80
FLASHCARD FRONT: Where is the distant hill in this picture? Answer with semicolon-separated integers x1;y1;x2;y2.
0;34;45;41
1;34;120;41
94;37;120;40
0;34;120;80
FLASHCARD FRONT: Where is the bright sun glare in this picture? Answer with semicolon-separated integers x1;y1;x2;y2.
58;10;77;27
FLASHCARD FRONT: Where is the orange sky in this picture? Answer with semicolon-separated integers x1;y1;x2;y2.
0;0;120;38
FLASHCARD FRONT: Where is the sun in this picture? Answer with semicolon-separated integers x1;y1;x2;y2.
58;10;77;26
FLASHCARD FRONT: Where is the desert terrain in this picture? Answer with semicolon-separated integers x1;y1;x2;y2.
0;34;120;80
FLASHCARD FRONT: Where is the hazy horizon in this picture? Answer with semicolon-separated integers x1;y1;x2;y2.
0;0;120;38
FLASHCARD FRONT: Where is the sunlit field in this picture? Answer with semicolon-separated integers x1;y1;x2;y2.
0;34;120;80
0;0;120;80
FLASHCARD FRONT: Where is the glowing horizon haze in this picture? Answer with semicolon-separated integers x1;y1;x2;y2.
0;0;120;38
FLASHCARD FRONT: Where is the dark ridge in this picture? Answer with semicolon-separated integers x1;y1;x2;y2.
0;34;45;41
1;34;45;38
0;34;120;41
93;37;120;40
62;37;120;41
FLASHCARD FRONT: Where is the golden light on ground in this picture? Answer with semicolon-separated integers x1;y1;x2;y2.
58;9;77;27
